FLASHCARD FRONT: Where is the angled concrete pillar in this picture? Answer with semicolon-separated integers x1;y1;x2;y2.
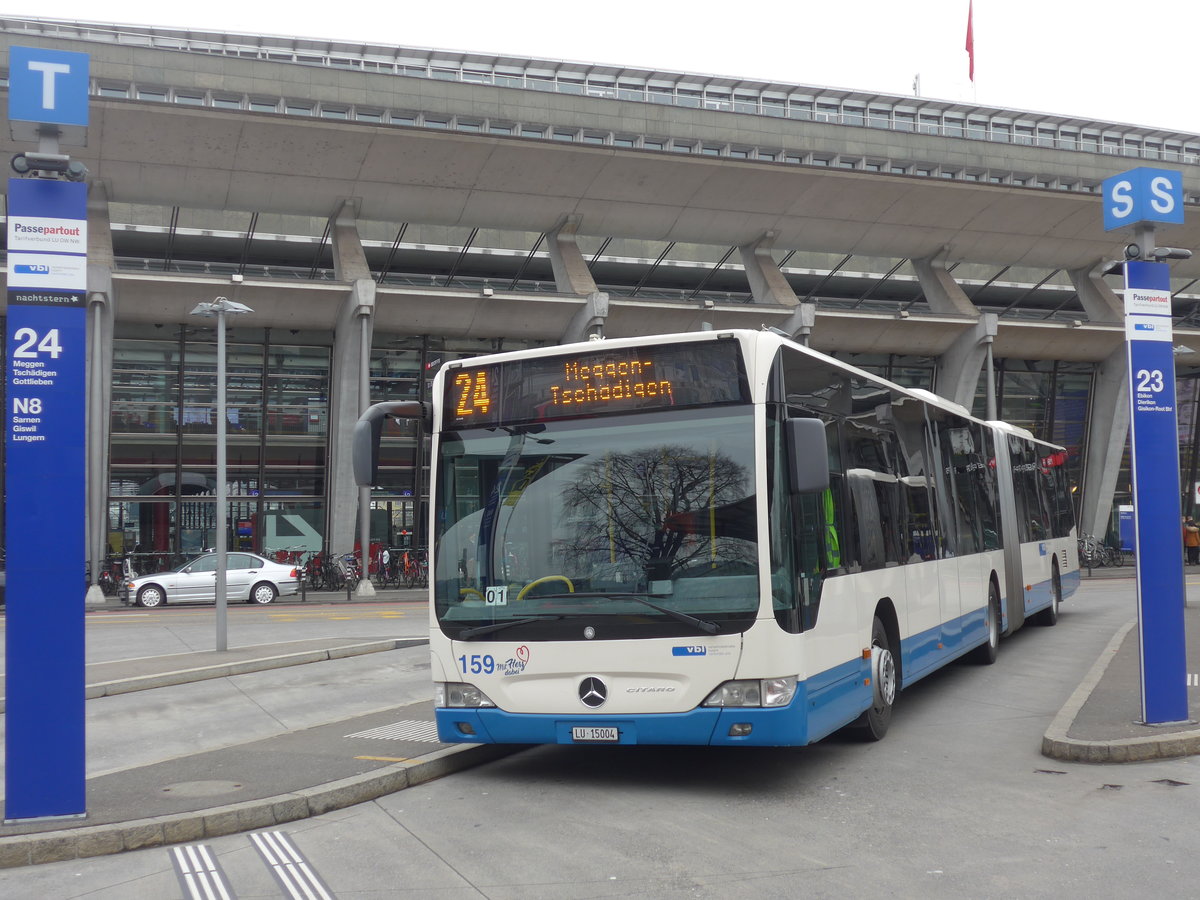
561;291;610;344
548;216;599;295
935;313;997;409
1069;262;1123;324
549;217;608;342
1079;345;1130;539
738;231;799;307
778;302;817;345
327;201;376;596
85;181;116;606
913;248;978;317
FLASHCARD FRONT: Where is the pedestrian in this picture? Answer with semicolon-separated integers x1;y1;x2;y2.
1184;516;1200;565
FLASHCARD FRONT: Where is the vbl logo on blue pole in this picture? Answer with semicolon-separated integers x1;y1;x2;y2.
1103;167;1184;231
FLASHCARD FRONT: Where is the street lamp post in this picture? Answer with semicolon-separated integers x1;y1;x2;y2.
189;296;253;652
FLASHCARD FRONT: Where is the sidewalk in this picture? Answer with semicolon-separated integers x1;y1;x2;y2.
0;633;523;869
1042;599;1200;763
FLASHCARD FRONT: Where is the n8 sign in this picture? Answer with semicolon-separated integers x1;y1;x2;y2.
1103;167;1184;231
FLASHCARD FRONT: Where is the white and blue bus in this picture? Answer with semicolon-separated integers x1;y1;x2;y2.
355;328;1079;746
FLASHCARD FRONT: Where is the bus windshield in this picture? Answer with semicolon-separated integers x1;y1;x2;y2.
433;406;760;640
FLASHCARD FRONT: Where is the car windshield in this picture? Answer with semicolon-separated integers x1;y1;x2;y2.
433;407;760;640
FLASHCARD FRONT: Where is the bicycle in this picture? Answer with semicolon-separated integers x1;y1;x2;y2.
373;547;400;589
335;552;361;591
1077;533;1119;568
400;548;429;589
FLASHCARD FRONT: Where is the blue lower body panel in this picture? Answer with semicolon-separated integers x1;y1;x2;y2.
436;657;873;748
901;607;990;685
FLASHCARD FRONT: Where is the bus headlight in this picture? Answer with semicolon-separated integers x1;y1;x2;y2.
436;682;496;708
703;676;797;708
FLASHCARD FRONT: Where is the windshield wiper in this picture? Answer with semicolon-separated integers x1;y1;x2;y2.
457;614;564;641
532;592;720;635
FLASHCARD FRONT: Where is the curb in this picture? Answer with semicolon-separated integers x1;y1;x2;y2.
0;640;419;714
0;742;526;869
1041;619;1200;762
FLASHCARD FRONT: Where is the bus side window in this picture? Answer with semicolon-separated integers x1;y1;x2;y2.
902;477;937;562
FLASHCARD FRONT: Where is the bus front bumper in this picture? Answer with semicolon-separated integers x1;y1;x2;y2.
435;693;822;748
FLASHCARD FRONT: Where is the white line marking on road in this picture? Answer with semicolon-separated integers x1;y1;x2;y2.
345;720;440;742
171;843;235;900
250;830;335;900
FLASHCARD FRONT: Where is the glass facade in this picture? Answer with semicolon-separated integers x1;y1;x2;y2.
108;335;329;569
0;315;1194;572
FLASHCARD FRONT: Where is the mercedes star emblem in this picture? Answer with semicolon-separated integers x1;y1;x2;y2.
578;676;607;708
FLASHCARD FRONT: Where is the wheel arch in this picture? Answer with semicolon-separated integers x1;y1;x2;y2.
872;598;903;689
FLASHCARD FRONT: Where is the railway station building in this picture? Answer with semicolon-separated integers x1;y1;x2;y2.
3;16;1200;576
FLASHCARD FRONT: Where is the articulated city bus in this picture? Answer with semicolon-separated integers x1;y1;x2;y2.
355;329;1079;746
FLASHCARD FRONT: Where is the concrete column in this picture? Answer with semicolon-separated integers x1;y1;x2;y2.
561;291;609;344
1079;345;1130;539
935;313;998;410
326;202;376;595
777;303;817;345
913;248;978;317
85;181;116;606
1069;262;1123;324
549;217;609;343
547;216;599;295
738;231;799;307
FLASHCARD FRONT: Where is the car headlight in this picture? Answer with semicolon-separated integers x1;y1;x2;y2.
436;682;496;708
703;676;797;708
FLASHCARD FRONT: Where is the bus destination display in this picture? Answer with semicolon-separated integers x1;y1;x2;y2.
444;340;747;428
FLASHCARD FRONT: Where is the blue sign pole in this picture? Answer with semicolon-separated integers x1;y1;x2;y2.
5;179;89;820
1124;262;1189;724
1103;166;1191;726
5;46;90;822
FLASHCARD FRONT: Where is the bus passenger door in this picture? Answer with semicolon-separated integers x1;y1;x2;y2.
900;476;944;679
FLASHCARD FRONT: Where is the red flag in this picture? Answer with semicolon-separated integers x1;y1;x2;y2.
965;1;975;82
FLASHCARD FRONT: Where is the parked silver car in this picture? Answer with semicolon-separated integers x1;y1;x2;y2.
123;552;300;608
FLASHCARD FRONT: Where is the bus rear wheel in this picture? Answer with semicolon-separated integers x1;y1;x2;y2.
970;581;1001;665
1037;562;1061;626
853;616;896;741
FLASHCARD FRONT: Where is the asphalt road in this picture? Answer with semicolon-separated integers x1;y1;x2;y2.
4;580;1200;897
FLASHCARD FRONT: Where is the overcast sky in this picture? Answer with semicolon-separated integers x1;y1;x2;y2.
29;1;1200;133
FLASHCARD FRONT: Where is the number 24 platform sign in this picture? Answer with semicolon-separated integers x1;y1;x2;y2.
4;176;88;820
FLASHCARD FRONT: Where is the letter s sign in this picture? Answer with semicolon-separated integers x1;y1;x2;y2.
1150;176;1176;215
1103;167;1184;231
1109;179;1134;221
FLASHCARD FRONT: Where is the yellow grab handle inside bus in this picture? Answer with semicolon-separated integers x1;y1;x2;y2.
516;575;574;601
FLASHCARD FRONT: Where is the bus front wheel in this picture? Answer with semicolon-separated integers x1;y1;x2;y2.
853;616;896;741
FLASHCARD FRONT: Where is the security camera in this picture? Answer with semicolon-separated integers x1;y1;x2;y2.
10;152;87;181
1124;243;1143;260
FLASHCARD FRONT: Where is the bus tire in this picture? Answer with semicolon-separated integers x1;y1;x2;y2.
1037;562;1061;626
853;616;896;741
969;580;1001;665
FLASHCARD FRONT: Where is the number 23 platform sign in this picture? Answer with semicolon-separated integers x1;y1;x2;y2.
5;176;88;820
1123;260;1190;726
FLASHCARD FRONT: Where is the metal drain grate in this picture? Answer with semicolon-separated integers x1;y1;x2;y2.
345;720;441;742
